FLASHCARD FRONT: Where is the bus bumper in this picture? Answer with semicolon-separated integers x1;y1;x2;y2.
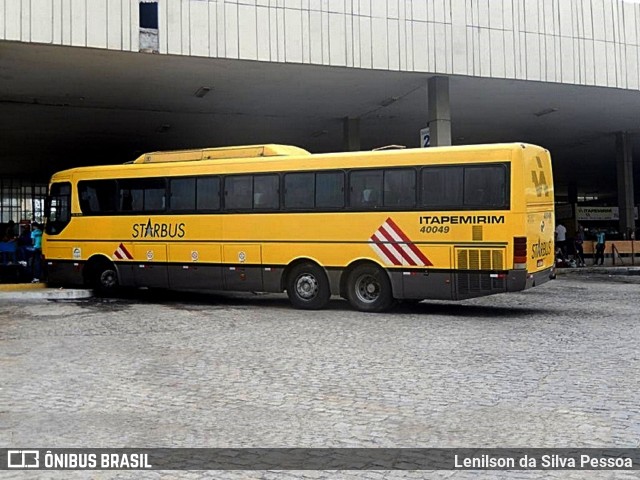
507;266;554;292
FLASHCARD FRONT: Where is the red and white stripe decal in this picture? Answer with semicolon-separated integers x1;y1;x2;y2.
113;243;134;260
369;218;433;267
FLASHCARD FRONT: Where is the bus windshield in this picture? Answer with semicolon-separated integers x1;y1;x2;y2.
45;182;72;235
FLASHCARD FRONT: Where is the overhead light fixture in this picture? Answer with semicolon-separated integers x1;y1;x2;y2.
380;96;399;107
534;107;558;117
156;124;171;133
311;130;328;138
194;87;211;98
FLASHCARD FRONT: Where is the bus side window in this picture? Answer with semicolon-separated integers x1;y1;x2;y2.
225;176;253;210
120;189;133;211
196;177;220;211
421;166;463;208
284;173;314;209
79;187;95;213
316;171;344;209
464;165;506;207
78;180;117;214
170;178;196;211
253;174;279;210
350;170;383;209
384;169;416;207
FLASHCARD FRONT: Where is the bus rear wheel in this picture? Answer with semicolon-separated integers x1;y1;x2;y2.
286;262;331;310
346;264;393;312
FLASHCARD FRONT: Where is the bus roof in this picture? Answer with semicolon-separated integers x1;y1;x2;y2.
50;142;547;180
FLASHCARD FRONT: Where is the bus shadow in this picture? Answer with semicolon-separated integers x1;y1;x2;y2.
90;289;550;319
391;301;551;318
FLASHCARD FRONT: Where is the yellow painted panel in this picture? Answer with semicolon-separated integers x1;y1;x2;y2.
132;243;167;262
223;244;261;264
168;244;222;263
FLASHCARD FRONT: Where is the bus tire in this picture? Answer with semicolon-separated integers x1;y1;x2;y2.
346;264;393;312
286;262;331;310
89;259;119;295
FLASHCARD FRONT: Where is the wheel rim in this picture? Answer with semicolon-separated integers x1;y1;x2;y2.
295;273;319;300
354;273;381;304
99;269;117;289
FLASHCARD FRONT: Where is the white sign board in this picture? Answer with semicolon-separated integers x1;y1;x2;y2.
576;206;639;221
420;127;430;148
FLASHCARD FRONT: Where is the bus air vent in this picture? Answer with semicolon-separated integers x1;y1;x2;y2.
456;248;506;296
132;144;311;164
472;226;483;241
457;248;504;271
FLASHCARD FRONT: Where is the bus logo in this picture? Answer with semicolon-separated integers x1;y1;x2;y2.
7;450;39;468
369;218;433;267
532;156;550;197
113;243;134;260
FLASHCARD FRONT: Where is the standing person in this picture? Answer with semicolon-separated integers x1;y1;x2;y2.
17;224;32;264
574;224;586;267
4;220;16;241
555;223;567;260
30;222;43;282
594;229;606;266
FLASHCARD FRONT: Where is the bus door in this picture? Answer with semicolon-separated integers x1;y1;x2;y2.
132;243;168;288
222;244;263;291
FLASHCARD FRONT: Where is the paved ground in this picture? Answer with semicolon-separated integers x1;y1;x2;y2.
1;273;639;479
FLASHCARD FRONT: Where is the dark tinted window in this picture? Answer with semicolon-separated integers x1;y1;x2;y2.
139;2;158;29
170;178;195;211
197;177;220;211
421;165;508;209
224;176;252;210
285;173;314;209
253;175;279;209
421;167;463;207
316;171;344;208
350;170;383;208
119;178;166;212
384;169;416;207
45;182;72;235
464;165;506;207
78;180;117;214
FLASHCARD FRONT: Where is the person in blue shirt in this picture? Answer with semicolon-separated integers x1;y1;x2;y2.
594;229;606;266
30;222;43;282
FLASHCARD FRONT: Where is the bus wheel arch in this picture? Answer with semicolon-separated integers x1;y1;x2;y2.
283;259;331;310
342;260;394;312
84;255;120;293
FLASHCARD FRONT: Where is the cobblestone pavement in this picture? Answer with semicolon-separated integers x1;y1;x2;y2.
1;273;639;479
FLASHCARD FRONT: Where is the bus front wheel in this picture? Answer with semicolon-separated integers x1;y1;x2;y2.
88;259;119;295
286;262;331;310
346;264;393;312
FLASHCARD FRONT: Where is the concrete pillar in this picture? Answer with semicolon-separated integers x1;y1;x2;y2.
343;117;360;152
616;132;636;237
427;76;452;147
567;183;578;204
567;183;579;233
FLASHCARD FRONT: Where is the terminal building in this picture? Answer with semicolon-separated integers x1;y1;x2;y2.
0;0;639;240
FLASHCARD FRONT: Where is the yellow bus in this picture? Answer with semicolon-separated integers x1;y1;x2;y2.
43;143;555;311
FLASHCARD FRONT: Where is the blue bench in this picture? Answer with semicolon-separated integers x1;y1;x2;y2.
0;241;17;264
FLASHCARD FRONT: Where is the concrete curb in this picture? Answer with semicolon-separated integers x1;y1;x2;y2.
556;266;640;276
0;284;94;301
